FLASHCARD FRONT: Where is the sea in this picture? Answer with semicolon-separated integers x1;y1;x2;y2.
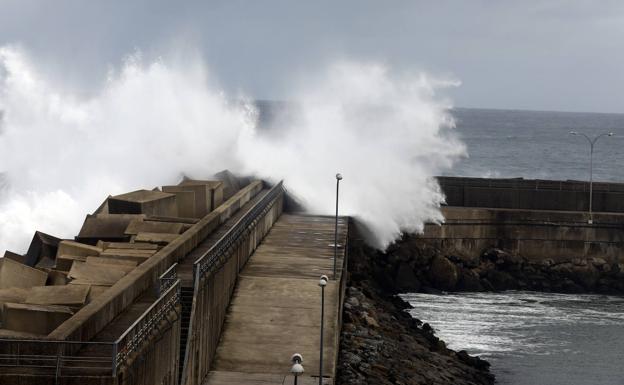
406;108;624;385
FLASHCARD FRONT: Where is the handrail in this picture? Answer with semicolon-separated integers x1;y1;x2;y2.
114;279;181;375
193;181;284;281
181;181;284;385
156;262;178;296
0;279;181;379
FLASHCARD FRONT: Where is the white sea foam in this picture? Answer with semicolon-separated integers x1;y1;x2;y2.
0;46;465;253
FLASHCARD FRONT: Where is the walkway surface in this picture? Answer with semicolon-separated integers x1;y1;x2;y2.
204;214;348;385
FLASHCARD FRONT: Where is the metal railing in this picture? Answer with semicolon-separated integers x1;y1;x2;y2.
193;181;284;282
0;279;181;380
155;262;178;296
181;181;284;385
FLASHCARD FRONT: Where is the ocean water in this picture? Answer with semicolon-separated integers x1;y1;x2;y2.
402;292;624;385
405;109;624;384
448;108;624;182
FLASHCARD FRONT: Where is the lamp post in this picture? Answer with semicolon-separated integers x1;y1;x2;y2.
318;275;328;385
569;131;614;224
290;353;304;385
333;173;342;280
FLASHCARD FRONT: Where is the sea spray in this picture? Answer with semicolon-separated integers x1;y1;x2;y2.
0;46;465;253
239;62;466;247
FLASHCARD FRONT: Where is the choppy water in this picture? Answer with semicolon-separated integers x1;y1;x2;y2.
448;108;624;182
402;292;624;385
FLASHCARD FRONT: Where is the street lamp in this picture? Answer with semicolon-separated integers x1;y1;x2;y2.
333;173;342;280
569;131;614;224
318;275;328;385
290;353;304;385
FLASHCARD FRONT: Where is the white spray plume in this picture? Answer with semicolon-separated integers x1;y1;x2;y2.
0;46;464;254
239;62;465;248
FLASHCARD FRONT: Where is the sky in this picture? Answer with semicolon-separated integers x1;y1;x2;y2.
0;0;623;113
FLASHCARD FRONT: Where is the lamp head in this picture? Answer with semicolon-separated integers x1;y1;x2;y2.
336;173;343;181
319;275;329;287
291;363;304;376
608;132;615;136
291;353;303;364
569;131;577;135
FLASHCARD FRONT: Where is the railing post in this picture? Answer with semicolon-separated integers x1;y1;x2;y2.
112;342;118;377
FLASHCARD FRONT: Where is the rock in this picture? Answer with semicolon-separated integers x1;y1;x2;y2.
346;296;360;308
363;313;380;328
456;268;483;291
485;270;517;291
395;262;421;292
428;256;459;291
570;264;599;289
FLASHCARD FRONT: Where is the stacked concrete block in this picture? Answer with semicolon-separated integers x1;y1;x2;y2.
3;251;28;265
76;214;146;244
24;231;60;267
164;180;223;218
159;187;196;218
124;219;184;236
108;190;177;217
0;258;48;289
68;261;128;286
25;285;90;307
3;303;73;335
133;232;179;246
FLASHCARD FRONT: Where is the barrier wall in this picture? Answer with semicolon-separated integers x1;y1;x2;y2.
422;207;624;263
438;176;624;212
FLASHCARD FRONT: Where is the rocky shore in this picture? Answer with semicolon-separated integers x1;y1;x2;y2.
381;234;624;294
336;237;494;385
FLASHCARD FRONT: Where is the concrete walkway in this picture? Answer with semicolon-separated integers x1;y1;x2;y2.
204;214;348;385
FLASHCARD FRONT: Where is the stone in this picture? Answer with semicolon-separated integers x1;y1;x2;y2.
456;269;483;291
68;261;127;286
3;302;73;335
124;219;184;235
24;231;61;267
485;270;517;291
395;262;420;292
0;258;48;289
108;189;177;217
428;256;459;291
25;285;90;306
57;240;102;258
76;214;145;244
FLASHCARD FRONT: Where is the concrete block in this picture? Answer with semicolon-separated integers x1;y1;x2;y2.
108;189;177;217
35;256;56;270
169;180;224;217
85;256;137;267
3;302;73;335
76;214;145;244
47;270;69;286
68;261;127;286
3;250;28;265
24;231;60;267
0;329;46;338
55;255;87;272
96;241;159;250
69;282;109;303
161;186;197;218
57;240;102;258
134;232;179;246
0;287;30;322
124;219;184;235
85;257;136;274
0;258;48;289
214;170;242;200
25;285;90;306
97;251;153;265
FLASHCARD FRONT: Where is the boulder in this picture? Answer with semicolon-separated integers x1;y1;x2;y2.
456;269;483;291
395;262;421;292
428;256;459;291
